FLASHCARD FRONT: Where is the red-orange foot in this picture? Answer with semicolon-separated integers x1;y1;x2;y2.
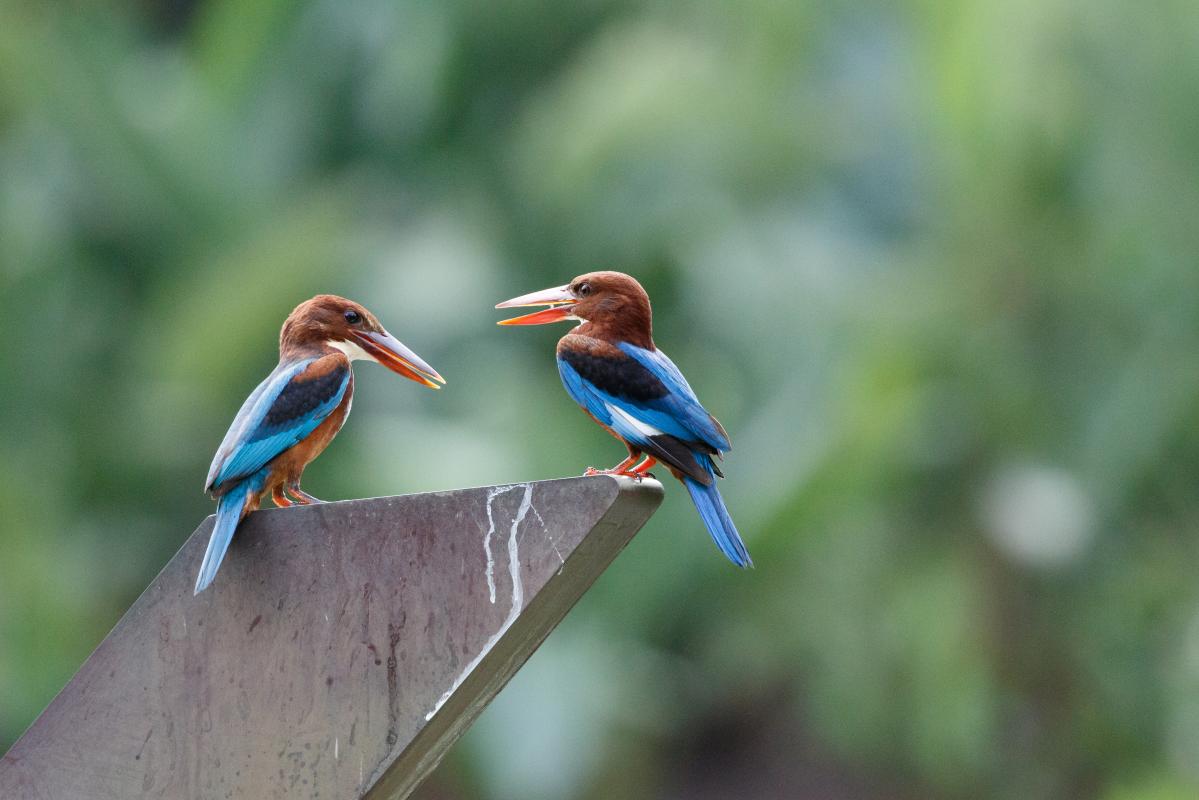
583;453;640;478
272;485;293;507
607;456;657;482
287;485;324;505
632;456;657;475
583;466;642;478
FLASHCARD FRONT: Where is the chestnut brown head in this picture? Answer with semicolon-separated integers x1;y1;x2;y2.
281;294;444;389
495;271;653;345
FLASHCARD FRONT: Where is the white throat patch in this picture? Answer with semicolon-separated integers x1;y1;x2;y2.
327;338;374;362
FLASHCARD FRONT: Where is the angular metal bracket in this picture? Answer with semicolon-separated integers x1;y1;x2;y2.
0;475;663;799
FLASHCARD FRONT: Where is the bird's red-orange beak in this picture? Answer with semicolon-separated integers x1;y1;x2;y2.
348;329;445;389
495;284;577;325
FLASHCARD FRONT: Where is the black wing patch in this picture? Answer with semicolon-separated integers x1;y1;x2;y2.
258;363;349;435
640;434;713;485
559;349;669;403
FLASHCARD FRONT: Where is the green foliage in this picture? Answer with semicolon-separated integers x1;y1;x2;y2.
2;0;1199;797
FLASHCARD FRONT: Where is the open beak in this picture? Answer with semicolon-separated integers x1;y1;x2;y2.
495;284;577;325
349;329;445;389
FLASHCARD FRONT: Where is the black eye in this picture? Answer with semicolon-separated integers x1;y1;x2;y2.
344;310;362;325
576;282;593;297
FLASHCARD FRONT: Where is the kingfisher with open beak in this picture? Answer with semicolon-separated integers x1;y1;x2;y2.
496;271;750;567
195;295;444;594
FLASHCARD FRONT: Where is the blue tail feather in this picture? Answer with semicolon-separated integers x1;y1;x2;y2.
683;465;752;568
195;469;267;595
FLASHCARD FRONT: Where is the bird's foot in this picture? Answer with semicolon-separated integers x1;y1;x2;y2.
271;485;293;507
288;486;324;505
628;457;658;482
584;454;642;478
583;466;642;479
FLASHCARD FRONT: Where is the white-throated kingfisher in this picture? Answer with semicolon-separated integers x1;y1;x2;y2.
196;295;444;594
496;271;751;567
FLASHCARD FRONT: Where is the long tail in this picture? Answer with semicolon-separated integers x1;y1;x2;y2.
683;460;752;568
195;470;267;595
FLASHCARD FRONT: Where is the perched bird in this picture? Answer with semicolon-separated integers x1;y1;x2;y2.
196;295;444;594
496;271;750;567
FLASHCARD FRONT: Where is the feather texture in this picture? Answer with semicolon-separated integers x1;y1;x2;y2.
556;334;750;567
196;353;351;593
194;468;268;594
684;467;752;568
206;355;351;495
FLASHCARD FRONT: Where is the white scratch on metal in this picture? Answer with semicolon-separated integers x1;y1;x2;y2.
426;483;532;721
335;737;339;760
530;504;564;566
482;486;505;604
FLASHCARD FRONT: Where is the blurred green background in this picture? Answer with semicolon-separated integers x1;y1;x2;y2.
3;0;1199;797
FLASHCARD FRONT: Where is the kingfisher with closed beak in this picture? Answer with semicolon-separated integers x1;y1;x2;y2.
196;295;444;594
496;271;750;567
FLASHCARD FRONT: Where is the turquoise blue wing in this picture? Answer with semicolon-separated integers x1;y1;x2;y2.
206;356;350;493
557;352;714;483
616;343;731;452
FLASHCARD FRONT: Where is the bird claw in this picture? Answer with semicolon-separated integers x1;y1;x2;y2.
583;466;642;479
288;487;325;505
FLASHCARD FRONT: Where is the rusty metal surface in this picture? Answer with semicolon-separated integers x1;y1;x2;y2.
0;475;662;800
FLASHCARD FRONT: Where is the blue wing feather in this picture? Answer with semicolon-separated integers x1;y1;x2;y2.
557;352;717;469
558;356;614;427
559;365;676;447
206;357;350;492
616;343;730;452
615;343;729;452
558;344;751;567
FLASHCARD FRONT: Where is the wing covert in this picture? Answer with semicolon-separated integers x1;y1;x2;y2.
557;355;712;483
616;343;731;452
206;355;350;494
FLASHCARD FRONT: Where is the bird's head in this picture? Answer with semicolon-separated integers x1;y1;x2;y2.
496;271;653;344
281;295;445;389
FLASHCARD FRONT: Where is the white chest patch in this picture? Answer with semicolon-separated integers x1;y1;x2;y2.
327;338;373;362
606;403;664;438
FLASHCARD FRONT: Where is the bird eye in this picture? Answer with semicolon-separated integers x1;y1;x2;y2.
576;282;593;297
344;310;362;325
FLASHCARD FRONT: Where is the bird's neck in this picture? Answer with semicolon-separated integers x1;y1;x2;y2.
574;319;654;350
280;337;340;362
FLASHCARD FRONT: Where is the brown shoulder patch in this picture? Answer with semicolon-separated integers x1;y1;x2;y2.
556;333;623;358
297;352;350;382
